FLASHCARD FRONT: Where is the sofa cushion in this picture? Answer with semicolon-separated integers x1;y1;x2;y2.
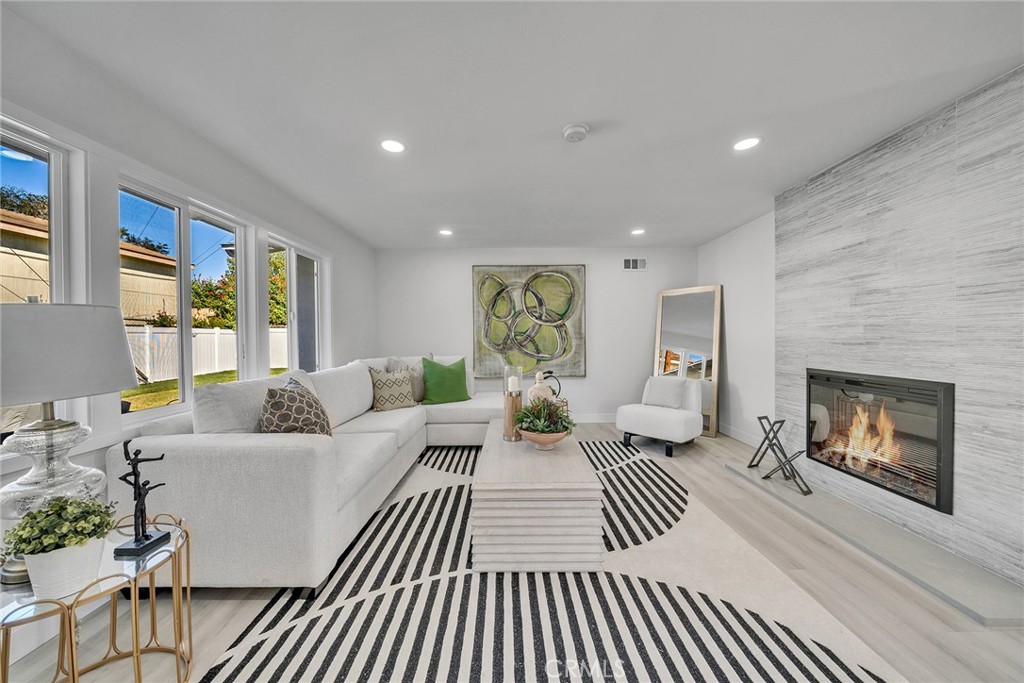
369;367;416;412
642;376;686;409
422;357;471;405
423;392;503;424
334;405;426;447
309;361;373;428
259;378;332;435
193;370;314;434
333;432;399;507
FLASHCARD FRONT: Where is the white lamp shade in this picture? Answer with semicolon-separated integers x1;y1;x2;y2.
1;304;139;406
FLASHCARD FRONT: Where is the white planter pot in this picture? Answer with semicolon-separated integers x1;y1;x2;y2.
24;537;104;599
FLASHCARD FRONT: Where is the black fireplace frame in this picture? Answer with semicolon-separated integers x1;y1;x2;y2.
806;369;955;514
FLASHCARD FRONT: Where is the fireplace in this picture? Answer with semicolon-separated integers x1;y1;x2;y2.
806;369;954;514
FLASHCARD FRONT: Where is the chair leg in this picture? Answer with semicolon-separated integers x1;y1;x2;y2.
622;432;632;447
665;442;673;457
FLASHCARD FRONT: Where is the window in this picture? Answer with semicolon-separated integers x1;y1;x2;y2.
0;134;62;304
118;188;180;412
119;181;256;414
268;239;320;373
294;253;319;373
189;216;239;390
268;240;288;374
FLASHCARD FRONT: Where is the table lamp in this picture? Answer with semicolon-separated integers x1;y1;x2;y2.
0;303;139;582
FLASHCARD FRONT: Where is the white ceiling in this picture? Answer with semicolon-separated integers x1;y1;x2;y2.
7;2;1023;249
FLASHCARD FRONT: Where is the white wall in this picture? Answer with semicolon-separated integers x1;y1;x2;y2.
697;211;775;445
376;247;698;420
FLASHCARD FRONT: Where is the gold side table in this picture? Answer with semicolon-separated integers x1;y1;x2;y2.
1;514;192;683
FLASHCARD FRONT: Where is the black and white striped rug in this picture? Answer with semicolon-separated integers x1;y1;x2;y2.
419;446;480;476
202;569;884;683
200;443;891;683
579;442;689;552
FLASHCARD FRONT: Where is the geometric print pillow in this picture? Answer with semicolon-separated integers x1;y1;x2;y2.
385;357;426;402
258;378;332;435
369;367;417;412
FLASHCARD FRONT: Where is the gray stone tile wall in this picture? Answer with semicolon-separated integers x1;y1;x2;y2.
775;67;1023;586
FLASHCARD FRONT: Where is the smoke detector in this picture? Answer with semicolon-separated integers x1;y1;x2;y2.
562;123;590;143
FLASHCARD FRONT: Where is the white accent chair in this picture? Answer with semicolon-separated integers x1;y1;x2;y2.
615;376;704;456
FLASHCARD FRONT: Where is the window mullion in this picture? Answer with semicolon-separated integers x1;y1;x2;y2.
177;201;193;406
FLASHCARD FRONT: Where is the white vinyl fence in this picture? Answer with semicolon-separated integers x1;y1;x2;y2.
126;327;288;382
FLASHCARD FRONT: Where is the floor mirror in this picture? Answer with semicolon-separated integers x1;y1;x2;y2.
653;285;723;436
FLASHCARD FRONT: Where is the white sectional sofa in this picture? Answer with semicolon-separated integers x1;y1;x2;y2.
106;355;501;596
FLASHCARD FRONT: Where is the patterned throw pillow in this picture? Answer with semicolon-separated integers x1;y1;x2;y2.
259;378;332;435
386;357;425;402
370;367;417;412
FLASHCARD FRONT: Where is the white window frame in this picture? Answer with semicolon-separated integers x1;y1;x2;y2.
118;179;189;421
118;178;257;425
266;234;323;373
0;126;69;305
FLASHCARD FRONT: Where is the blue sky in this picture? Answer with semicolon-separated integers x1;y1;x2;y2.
1;145;49;195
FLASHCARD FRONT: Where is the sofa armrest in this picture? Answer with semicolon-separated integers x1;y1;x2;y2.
106;433;337;588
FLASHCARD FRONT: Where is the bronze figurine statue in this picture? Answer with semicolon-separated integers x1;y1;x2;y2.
114;440;171;558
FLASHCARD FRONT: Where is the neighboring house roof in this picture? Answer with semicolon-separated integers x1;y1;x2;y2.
1;208;177;267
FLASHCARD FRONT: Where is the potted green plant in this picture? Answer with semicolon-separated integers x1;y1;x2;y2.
514;398;576;451
2;497;115;599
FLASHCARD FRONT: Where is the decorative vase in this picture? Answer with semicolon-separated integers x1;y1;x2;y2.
518;430;568;451
24;537;105;599
0;422;105;519
527;371;555;403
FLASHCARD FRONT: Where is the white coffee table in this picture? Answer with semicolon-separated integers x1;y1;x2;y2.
470;419;605;572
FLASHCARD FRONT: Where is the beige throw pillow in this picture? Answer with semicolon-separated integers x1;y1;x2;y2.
370;367;417;412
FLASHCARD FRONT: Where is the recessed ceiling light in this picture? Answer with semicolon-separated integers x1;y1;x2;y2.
381;140;406;153
1;149;34;161
733;137;761;151
631;228;646;235
439;229;453;236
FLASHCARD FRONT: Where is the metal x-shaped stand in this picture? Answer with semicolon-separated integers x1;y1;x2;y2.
747;416;812;495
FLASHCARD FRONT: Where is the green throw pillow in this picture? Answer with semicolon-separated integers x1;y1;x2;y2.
421;357;471;405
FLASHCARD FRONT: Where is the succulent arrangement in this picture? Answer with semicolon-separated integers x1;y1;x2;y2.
515;397;576;435
2;496;116;557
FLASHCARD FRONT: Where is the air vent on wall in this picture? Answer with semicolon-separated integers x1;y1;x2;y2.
622;258;648;271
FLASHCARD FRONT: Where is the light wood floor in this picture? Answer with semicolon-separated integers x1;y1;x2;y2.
8;426;1023;682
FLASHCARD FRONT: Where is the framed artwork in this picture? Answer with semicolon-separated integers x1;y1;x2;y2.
472;264;586;377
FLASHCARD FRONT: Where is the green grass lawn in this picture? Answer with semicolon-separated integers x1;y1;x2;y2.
122;368;288;412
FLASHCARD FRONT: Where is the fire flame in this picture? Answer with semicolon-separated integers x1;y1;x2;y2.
844;402;901;468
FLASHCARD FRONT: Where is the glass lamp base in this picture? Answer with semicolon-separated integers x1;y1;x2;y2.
0;421;106;519
0;555;29;584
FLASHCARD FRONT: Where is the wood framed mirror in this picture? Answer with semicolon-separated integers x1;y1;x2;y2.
653;285;723;436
